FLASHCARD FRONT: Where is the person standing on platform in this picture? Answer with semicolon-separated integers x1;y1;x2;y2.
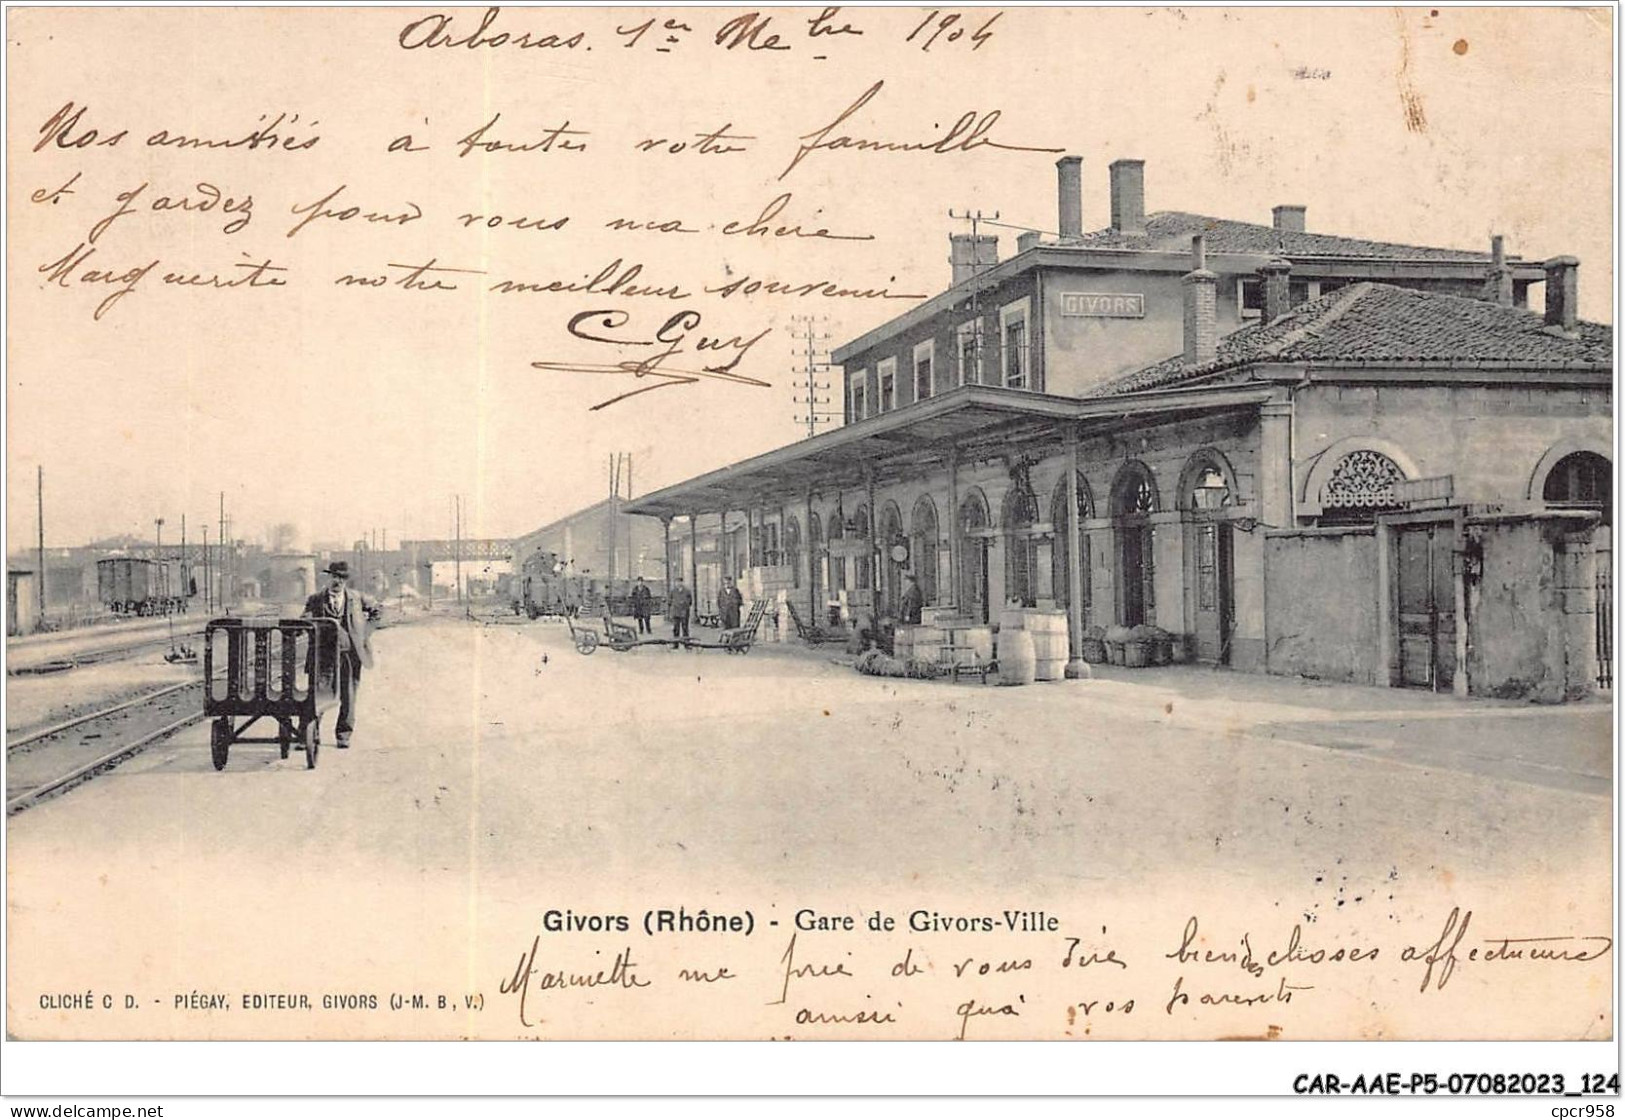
667;576;693;640
900;573;924;625
301;561;381;749
717;576;744;630
630;577;653;634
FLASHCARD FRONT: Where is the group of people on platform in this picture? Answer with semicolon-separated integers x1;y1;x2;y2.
631;570;925;654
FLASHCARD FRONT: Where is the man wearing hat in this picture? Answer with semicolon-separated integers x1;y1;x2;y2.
302;560;382;748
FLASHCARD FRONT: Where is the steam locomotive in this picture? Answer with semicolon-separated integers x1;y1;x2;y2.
510;550;664;619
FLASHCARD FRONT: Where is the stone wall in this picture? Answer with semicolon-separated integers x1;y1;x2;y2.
1467;515;1600;702
1264;528;1381;684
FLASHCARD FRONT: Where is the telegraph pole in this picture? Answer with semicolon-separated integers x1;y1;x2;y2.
624;454;633;581
36;466;45;627
949;208;999;384
202;524;211;611
607;454;619;591
218;492;227;614
788;315;838;436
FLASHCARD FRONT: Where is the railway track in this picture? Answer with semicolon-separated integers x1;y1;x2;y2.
6;680;207;815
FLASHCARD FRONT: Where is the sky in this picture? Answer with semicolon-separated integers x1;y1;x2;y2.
5;6;1613;553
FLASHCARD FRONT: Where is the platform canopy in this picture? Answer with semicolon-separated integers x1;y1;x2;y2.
623;382;1274;520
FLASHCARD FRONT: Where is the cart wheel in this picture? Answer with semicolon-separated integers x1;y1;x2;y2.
278;722;291;760
575;629;599;655
210;720;230;771
304;719;319;770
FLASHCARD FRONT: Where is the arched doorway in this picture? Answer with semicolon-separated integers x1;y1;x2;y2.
1540;449;1613;690
784;515;801;589
853;506;873;595
911;495;940;606
1002;477;1040;608
1110;461;1158;626
879;501;904;614
1179;450;1237;664
826;514;846;595
958;489;992;623
808;512;824;620
1050;472;1093;622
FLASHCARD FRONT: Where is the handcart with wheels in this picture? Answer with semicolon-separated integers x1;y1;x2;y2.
565;611;692;656
565;600;769;655
680;599;769;654
203;618;339;770
565;610;686;655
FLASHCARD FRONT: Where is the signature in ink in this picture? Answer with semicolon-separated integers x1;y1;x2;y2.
531;309;773;409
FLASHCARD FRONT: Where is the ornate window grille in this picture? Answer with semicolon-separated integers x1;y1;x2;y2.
1322;450;1405;522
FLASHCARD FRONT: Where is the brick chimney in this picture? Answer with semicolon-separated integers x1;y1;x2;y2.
1272;205;1306;233
1183;235;1218;367
1484;235;1514;307
949;233;999;286
1260;258;1292;323
1543;256;1579;332
1056;156;1082;240
1016;230;1042;253
1109;159;1146;236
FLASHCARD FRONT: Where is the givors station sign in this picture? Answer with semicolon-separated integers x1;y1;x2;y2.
1061;292;1146;318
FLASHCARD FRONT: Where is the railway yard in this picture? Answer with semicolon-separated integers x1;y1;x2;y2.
6;602;285;813
4;606;1614;1041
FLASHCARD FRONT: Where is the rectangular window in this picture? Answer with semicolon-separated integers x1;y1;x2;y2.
1001;300;1030;390
957;322;981;386
849;371;867;422
913;340;935;402
877;357;897;413
1238;278;1263;319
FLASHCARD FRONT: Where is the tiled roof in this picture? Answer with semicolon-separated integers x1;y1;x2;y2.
1092;283;1613;397
1069;212;1500;261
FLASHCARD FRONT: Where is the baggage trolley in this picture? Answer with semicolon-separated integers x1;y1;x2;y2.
204;618;340;770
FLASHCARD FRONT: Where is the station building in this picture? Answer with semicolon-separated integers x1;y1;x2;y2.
627;158;1612;700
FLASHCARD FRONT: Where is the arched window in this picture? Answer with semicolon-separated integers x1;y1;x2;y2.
784;516;801;589
911;495;940;606
1050;472;1094;615
1112;463;1159;517
1543;451;1612;526
1320;449;1406;525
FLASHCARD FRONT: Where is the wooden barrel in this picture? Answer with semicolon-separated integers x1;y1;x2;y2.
964;626;995;666
998;629;1036;686
1027;610;1069;681
911;624;945;665
893;625;915;662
